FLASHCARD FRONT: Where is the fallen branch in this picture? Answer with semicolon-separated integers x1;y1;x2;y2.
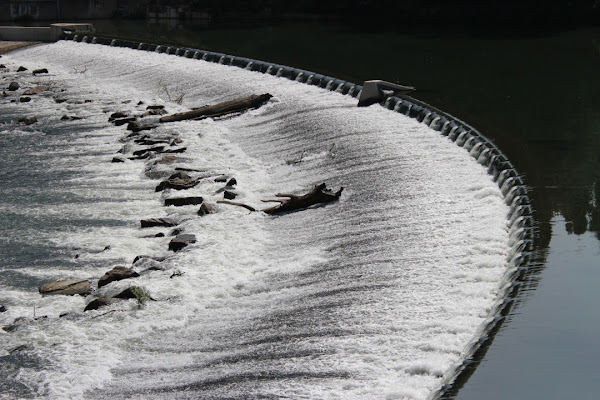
218;183;343;215
159;93;273;123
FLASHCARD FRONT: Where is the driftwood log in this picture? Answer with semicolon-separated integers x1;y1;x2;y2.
159;93;273;123
218;183;343;215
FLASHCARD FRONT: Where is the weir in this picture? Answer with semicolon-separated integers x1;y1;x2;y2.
0;37;534;399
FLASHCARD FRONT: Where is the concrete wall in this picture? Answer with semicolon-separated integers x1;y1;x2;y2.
0;26;52;41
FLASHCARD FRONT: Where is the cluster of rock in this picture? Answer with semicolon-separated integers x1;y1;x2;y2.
2;65;50;122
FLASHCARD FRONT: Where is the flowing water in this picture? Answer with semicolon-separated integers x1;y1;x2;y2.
0;41;515;399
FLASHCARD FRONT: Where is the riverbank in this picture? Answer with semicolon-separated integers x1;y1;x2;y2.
0;41;38;54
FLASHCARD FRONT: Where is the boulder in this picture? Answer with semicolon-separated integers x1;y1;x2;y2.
224;190;237;200
226;178;237;186
0;64;5;69
198;202;217;216
0;305;7;312
146;105;165;110
140;217;177;228
18;116;37;125
97;266;140;288
169;234;196;252
84;297;118;312
39;279;91;296
111;157;125;163
133;255;166;264
8;82;19;91
32;68;48;75
23;85;48;95
19;97;31;103
132;255;165;271
164;196;204;207
17;66;27;72
161;147;187;154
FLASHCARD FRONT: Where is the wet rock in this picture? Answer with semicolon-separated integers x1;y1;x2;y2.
224;190;237;200
128;153;150;160
132;145;165;156
32;68;48;75
127;121;157;133
155;232;165;237
23;85;48;95
161;147;186;154
169;234;196;252
19;96;31;103
113;117;136;126
214;175;229;183
17;66;27;72
113;286;141;299
97;266;140;288
109;111;128;121
8;81;19;91
18;116;37;125
0;305;7;312
84;297;118;311
146;105;165;110
170;270;184;278
112;157;125;163
227;178;237;186
164;196;204;207
155;171;199;192
170;228;184;236
39;279;91;296
54;98;67;103
198;201;217;216
140;217;178;228
134;136;170;146
0;64;6;69
142;109;167;117
133;255;166;264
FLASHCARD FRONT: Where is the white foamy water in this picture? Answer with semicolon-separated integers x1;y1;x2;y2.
0;41;512;400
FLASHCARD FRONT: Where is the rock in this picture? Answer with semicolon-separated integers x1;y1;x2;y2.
18;116;37;125
97;266;140;288
155;232;165;237
112;157;125;163
142;109;167;117
0;64;5;69
170;228;184;236
227;178;237;186
224;190;237;200
169;234;196;252
162;147;186;154
17;66;27;72
23;85;48;95
133;255;166;264
164;196;204;207
84;297;118;311
19;97;31;103
0;305;7;312
132;145;165;156
198;202;217;216
32;68;48;75
146;105;165;110
134;136;170;146
155;172;199;192
140;217;178;228
109;111;128;121
113;286;141;299
9;344;31;354
113;117;136;126
127;121;157;133
8;82;19;91
54;98;67;103
39;279;91;296
214;175;228;183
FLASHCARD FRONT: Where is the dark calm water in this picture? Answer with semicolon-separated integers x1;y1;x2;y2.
92;19;600;398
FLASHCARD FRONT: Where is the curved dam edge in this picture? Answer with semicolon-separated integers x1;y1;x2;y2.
63;33;535;399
